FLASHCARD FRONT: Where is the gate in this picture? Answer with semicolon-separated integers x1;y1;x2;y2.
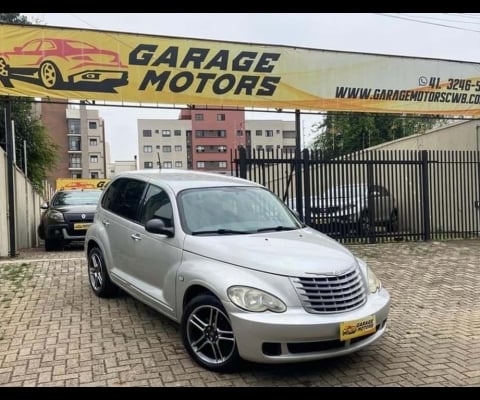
232;148;480;244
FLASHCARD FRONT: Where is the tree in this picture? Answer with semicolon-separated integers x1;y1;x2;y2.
0;13;59;191
310;111;447;158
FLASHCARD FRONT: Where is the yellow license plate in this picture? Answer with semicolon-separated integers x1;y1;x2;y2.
74;223;91;230
340;315;376;341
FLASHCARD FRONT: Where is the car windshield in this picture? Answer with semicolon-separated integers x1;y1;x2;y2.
178;186;302;235
51;190;102;206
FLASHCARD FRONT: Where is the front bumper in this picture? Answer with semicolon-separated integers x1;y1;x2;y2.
225;288;390;364
46;223;90;241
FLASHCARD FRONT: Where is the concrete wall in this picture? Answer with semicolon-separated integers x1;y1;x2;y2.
0;148;51;257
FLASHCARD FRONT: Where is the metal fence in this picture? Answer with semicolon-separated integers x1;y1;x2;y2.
232;148;480;244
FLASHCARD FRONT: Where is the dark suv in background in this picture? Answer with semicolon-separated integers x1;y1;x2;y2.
289;184;399;236
37;189;102;251
313;184;399;235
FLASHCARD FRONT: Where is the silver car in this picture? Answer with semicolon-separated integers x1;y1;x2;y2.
85;169;390;372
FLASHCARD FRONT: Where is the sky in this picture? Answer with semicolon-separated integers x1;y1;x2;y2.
19;13;480;161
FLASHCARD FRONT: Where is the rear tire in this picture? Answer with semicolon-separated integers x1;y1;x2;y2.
387;210;399;232
87;246;118;298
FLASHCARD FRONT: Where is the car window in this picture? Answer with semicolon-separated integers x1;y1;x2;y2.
101;178;147;222
139;185;173;227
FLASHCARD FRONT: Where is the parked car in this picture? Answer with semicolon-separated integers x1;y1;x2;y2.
289;184;398;235
85;169;390;372
38;189;102;251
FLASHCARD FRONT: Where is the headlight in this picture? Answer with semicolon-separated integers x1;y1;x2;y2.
48;210;65;222
227;286;286;313
367;266;382;293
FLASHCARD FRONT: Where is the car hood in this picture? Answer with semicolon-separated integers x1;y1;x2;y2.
183;227;357;276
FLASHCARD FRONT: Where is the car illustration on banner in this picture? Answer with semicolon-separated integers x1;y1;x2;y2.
0;38;128;92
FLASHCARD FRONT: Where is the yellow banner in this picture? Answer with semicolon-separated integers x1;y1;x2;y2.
2;23;480;115
56;178;109;191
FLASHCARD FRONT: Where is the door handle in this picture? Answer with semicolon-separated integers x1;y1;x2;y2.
131;233;142;241
102;220;110;226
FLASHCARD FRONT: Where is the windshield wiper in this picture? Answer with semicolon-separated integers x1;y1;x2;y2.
191;229;251;235
256;226;297;233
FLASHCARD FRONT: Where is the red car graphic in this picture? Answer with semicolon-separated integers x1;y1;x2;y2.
0;38;128;92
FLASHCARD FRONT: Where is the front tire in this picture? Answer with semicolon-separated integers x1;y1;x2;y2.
87;246;117;298
45;238;63;251
181;294;241;372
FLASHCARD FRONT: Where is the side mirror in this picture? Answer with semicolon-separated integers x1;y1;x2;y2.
145;218;174;237
40;202;49;210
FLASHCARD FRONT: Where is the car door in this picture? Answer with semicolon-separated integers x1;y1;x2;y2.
127;184;183;318
100;177;147;281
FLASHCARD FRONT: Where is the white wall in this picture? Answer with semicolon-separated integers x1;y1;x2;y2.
0;147;51;257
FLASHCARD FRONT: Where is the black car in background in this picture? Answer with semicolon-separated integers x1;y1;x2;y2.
37;189;102;251
289;184;399;236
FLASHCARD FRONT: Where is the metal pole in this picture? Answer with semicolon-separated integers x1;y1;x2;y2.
295;110;303;220
23;139;27;178
5;99;17;257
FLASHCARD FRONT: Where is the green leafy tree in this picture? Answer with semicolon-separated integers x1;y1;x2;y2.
0;13;59;190
310;111;446;158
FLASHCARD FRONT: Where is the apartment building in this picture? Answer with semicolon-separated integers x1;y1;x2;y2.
138;108;296;174
34;100;107;187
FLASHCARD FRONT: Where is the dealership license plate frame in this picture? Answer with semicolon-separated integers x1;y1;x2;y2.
340;315;376;341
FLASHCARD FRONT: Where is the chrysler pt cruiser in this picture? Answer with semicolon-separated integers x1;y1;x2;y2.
85;169;390;372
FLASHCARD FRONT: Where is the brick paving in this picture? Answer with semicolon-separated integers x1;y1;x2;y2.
0;239;479;386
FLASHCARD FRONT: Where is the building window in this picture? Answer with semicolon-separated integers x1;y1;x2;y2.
196;146;205;152
163;145;172;153
90;155;99;163
174;129;182;136
218;146;227;152
162;130;171;137
89;138;98;146
256;145;263;151
245;130;251;137
143;145;153;153
91;172;99;179
219;161;227;168
194;113;204;121
266;145;274;152
69;154;81;168
237;130;243;136
174;145;182;152
255;130;262;136
143;129;152;137
156;145;161;149
217;114;225;121
71;172;81;178
163;161;172;168
155;129;159;133
266;130;274;137
196;161;205;168
68;120;81;135
88;121;97;129
144;161;153;168
69;137;81;151
195;130;226;138
175;161;182;168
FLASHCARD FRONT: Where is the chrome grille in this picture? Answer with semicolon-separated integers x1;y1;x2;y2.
291;266;367;313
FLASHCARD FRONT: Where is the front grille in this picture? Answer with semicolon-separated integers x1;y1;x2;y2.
291;266;367;313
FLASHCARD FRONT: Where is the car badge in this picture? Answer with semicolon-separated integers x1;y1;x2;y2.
81;214;86;220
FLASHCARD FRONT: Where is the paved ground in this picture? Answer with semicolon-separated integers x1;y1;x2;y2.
0;238;479;387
